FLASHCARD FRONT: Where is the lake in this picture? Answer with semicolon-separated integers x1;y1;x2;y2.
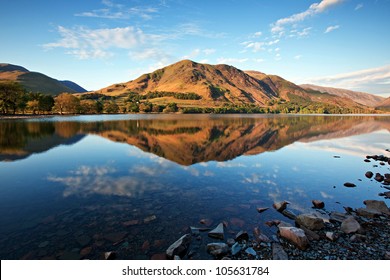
0;114;389;260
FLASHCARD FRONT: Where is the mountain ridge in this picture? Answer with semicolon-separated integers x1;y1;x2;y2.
0;63;87;95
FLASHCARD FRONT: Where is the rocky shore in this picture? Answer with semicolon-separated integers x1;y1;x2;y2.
163;151;390;260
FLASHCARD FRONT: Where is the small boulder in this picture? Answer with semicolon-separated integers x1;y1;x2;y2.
344;182;356;188
253;227;271;243
256;207;269;213
281;209;297;220
364;200;390;215
166;234;192;259
330;212;349;223
340;216;361;234
325;231;337;241
206;243;229;257
235;230;249;242
104;251;116;260
208;223;225;240
273;201;289;212
245;247;256;257
312;200;325;209
231;242;242;256
365;171;374;178
272;243;288;260
279;227;309;250
356;207;381;218
374;173;384;182
295;214;324;231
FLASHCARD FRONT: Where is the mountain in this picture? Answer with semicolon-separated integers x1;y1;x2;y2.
376;96;390;110
0;63;87;95
299;84;384;107
96;60;366;111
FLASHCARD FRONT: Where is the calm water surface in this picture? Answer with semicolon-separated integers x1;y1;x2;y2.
0;114;389;259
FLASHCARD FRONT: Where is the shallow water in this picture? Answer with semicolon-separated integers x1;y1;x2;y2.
0;114;389;259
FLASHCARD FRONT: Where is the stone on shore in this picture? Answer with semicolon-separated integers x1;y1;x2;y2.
253;227;271;243
166;234;192;259
279;226;309;250
356;207;382;218
235;230;249;242
312;200;325;209
281;209;297;220
272;243;288;260
295;214;325;231
273;201;289;212
208;223;225;240
231;242;242;256
330;212;350;223
363;200;390;215
325;232;337;241
340;216;361;234
206;243;229;257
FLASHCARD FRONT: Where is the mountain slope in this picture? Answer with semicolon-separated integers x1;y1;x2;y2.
376;97;390;109
0;63;87;95
96;60;366;111
299;84;384;107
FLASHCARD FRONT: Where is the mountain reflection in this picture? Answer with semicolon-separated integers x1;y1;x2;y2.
1;115;390;165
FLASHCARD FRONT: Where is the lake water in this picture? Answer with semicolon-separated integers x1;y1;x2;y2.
0;114;389;259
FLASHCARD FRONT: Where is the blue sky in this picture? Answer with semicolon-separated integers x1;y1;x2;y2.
1;0;389;96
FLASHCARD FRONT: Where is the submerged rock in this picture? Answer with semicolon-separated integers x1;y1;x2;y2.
356;207;382;218
374;173;384;182
166;234;192;259
279;226;309;250
344;182;356;188
340;216;361;234
330;212;349;223
208;223;225;240
281;209;297;220
256;207;269;213
365;171;374;179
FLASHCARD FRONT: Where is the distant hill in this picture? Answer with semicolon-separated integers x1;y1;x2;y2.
299;84;384;107
0;63;87;95
96;60;366;111
376;97;390;110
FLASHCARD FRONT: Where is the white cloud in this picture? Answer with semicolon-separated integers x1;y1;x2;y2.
244;42;265;52
324;25;340;33
203;48;216;55
75;0;158;20
271;0;343;34
355;3;363;10
217;57;249;64
294;55;302;60
44;25;163;60
307;64;390;93
253;31;262;37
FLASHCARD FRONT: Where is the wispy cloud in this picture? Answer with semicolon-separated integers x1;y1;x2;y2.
355;3;364;11
271;0;344;34
294;54;302;60
216;57;249;64
307;64;390;93
43;25;154;59
242;39;280;53
324;25;340;33
75;0;158;20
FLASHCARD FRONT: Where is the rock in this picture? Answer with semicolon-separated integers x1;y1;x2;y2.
330;212;350;223
199;219;213;227
279;227;309;250
299;225;320;241
80;246;92;257
265;220;280;227
190;227;200;235
166;234;192;259
312;200;325;209
340;216;361;234
206;243;229;257
245;247;256;256
104;251;116;260
256;207;269;213
273;201;289;212
208;223;224;240
38;241;49;248
141;240;150;251
144;215;157;223
76;235;91;247
173;255;181;260
231;242;242;256
151;253;167;260
226;238;235;246
385;252;390;260
278;221;294;228
253;227;271;243
350;234;366;242
272;243;288;260
364;159;371;163
325;232;337;241
235;230;249;242
379;191;390;198
364;200;390;215
374;173;384;182
356;207;382;218
281;209;297;220
344;182;356;188
221;257;231;260
104;232;127;243
122;220;139;227
295;214;325;231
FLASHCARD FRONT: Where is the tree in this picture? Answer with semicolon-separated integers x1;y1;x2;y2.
79;99;99;114
38;95;54;113
27;100;40;114
104;101;119;114
0;82;25;114
54;93;80;114
163;102;178;113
